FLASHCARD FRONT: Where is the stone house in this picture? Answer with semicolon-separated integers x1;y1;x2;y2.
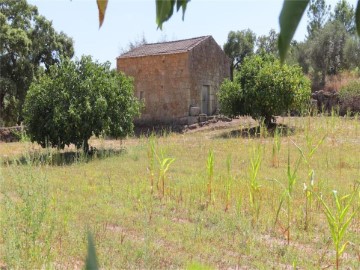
117;36;231;125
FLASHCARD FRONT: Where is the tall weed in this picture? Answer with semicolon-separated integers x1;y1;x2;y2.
0;165;54;269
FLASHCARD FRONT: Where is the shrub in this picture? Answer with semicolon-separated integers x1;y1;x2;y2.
218;54;311;125
339;79;360;114
218;79;243;117
23;56;140;151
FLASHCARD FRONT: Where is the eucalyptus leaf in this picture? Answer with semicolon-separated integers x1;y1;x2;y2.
85;232;99;270
356;0;360;36
97;0;108;28
278;0;310;63
156;0;190;29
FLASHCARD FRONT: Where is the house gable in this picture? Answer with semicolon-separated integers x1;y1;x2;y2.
117;36;230;125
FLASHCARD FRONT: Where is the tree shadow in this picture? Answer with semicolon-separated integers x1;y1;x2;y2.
3;147;127;166
214;123;296;139
133;123;185;137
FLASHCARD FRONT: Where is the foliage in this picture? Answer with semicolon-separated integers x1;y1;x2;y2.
285;41;311;74
1;116;360;268
156;0;189;29
274;150;302;245
0;169;54;269
278;0;310;62
223;29;256;72
256;29;279;56
332;0;356;34
0;0;74;125
344;36;360;69
23;56;140;151
338;79;360;113
85;232;99;270
217;79;242;117
308;20;349;88
219;54;311;125
316;188;359;269
96;0;108;27
307;0;331;38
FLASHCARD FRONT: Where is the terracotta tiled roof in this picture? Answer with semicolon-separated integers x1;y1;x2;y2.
118;36;211;58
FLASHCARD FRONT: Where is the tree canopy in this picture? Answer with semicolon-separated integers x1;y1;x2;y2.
0;0;74;125
23;56;141;152
218;54;311;126
223;29;256;79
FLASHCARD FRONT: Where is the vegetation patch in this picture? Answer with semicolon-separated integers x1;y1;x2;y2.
1;116;359;269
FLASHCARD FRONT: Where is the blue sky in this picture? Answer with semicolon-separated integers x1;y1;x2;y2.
28;0;357;68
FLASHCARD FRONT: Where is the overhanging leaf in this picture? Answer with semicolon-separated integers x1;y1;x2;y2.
356;0;360;36
278;0;309;63
85;232;99;270
176;0;188;20
97;0;108;28
156;0;190;30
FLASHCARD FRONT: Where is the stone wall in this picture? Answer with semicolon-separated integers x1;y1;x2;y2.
0;126;23;142
311;90;360;115
117;37;230;124
189;37;231;115
117;53;191;123
311;90;340;112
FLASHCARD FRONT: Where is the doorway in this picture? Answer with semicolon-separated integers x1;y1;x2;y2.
201;85;210;115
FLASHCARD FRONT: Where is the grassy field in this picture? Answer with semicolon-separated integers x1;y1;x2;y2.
0;116;359;269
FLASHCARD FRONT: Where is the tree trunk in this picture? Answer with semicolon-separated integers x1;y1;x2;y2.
82;140;90;154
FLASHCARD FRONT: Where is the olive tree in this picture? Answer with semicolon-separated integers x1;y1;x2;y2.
23;56;140;152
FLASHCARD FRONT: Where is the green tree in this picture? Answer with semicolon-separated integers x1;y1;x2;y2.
256;29;279;55
23;56;140;152
308;20;349;89
0;0;74;125
285;41;311;74
218;54;311;126
223;29;256;80
332;0;355;34
307;0;331;38
344;36;360;69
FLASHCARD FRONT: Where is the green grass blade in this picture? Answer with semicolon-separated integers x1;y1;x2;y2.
274;192;286;226
339;211;357;241
339;242;349;256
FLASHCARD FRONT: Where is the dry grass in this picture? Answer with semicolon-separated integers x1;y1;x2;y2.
0;116;359;269
324;70;360;92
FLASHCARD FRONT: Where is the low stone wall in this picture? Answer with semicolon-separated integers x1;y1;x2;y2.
0;126;23;142
311;90;340;113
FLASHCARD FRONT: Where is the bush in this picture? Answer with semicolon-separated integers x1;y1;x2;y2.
218;79;243;117
339;80;360;114
218;54;311;125
23;56;140;151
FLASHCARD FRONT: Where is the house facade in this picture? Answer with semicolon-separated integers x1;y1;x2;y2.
117;36;230;124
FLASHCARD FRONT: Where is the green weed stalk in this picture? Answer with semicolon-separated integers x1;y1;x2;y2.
315;188;359;269
274;149;301;244
225;155;233;212
156;149;175;198
294;134;326;230
248;145;262;224
272;127;282;167
207;150;215;203
1;166;54;269
147;134;156;194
